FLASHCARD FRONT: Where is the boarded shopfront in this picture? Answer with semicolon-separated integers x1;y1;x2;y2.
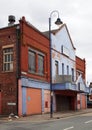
54;90;77;112
22;87;42;115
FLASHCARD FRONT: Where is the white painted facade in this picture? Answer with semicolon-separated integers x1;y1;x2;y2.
51;24;76;83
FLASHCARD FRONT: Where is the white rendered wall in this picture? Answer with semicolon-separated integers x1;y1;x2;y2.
51;25;76;82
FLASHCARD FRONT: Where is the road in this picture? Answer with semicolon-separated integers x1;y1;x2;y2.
0;113;92;130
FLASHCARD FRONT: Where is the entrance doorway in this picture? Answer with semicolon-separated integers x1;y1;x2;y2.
56;95;71;111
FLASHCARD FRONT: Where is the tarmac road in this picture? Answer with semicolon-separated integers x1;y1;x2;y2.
0;112;92;130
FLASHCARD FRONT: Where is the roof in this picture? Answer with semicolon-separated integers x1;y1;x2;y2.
19;16;49;40
43;24;76;50
0;24;19;30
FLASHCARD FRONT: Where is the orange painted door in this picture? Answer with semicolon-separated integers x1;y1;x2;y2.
0;92;1;114
26;88;41;115
81;94;86;109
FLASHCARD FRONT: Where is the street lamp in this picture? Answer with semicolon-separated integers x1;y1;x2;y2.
49;10;63;118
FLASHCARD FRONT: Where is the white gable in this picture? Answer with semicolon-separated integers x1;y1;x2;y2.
52;25;75;60
76;75;86;91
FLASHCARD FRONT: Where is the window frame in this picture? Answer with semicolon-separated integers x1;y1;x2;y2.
55;60;59;75
28;50;36;73
3;47;13;72
62;63;64;75
38;54;44;75
71;68;74;82
67;65;69;75
28;47;45;76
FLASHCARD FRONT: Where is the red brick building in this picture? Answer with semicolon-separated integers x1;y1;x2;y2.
0;25;18;115
0;16;50;116
76;56;87;109
76;56;86;81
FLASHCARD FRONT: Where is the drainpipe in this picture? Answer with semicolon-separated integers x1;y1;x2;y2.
16;25;21;115
80;94;82;109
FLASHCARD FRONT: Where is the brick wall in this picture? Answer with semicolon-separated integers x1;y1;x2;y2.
76;56;86;81
20;17;50;82
0;26;18;115
0;16;50;115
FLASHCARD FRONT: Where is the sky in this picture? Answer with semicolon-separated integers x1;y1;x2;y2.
0;0;92;84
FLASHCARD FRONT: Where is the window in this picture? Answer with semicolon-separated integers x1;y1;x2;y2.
28;50;36;73
61;45;69;57
71;68;74;81
55;61;58;75
28;48;45;75
78;82;80;90
38;54;44;75
62;63;64;75
67;65;69;75
3;48;13;71
61;45;63;53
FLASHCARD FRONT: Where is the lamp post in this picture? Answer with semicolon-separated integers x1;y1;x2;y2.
49;10;63;118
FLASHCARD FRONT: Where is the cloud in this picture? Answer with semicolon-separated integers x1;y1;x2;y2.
0;0;92;83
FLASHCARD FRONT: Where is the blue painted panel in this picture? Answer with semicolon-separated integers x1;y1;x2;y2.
52;83;66;90
21;77;50;90
22;87;26;115
41;89;44;113
52;83;78;91
66;83;77;91
53;92;56;111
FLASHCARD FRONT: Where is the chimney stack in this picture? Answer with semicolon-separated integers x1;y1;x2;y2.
8;15;15;26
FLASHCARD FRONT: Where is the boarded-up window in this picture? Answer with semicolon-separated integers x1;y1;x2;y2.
38;55;44;75
28;48;45;75
28;50;36;73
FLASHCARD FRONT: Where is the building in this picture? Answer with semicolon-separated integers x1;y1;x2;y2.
0;15;89;116
0;16;50;116
87;83;92;108
44;24;88;112
76;56;86;81
76;56;89;109
0;16;18;115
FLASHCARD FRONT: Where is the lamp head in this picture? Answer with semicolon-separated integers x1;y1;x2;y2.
55;18;63;25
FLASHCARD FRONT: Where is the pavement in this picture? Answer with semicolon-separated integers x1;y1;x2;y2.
0;108;92;122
